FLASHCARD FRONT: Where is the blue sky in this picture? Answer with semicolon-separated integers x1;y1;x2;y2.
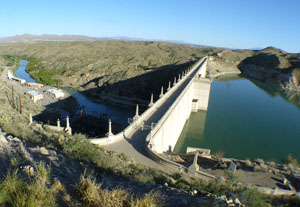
1;0;299;52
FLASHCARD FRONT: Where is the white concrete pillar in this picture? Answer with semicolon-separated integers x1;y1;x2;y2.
173;77;177;86
65;116;72;135
188;151;200;174
133;104;139;120
29;113;33;125
159;86;164;98
167;81;171;91
148;93;154;107
66;116;70;128
106;119;114;136
57;118;60;128
178;74;181;81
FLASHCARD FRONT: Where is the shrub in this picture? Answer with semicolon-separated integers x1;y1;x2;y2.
2;55;20;67
240;188;271;207
62;133;111;169
75;174;164;207
0;170;57;207
288;195;300;207
282;154;299;168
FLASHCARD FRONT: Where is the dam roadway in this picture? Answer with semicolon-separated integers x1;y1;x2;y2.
103;58;209;175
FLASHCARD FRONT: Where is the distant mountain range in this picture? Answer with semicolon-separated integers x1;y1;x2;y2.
0;34;101;43
0;34;271;52
0;33;191;45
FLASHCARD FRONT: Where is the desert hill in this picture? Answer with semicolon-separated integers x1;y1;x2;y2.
0;41;221;102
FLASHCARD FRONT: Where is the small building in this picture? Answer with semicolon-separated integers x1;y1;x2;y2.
12;77;26;84
25;82;44;88
26;90;43;103
46;88;65;99
7;70;26;84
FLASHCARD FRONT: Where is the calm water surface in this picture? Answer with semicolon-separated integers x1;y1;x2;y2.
174;76;300;161
64;88;134;129
16;60;36;83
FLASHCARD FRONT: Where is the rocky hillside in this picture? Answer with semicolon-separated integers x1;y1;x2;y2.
0;41;221;101
206;49;254;77
206;47;300;91
238;47;300;90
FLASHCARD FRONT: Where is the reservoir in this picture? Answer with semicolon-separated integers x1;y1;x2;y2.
174;75;300;161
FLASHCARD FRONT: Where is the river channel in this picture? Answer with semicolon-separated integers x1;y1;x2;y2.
174;75;300;161
16;60;133;129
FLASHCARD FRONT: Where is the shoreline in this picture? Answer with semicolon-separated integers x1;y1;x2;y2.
207;71;241;78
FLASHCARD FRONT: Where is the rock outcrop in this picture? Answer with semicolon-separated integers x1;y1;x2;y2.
238;47;300;91
206;49;254;77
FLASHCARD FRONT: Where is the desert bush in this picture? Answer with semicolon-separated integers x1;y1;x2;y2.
75;174;164;207
172;172;182;180
288;195;300;207
282;154;299;168
190;178;271;206
240;188;271;207
35;161;51;184
2;54;21;67
0;169;57;207
214;150;225;163
62;133;112;169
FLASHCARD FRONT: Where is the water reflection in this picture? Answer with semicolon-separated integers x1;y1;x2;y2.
64;88;134;129
174;110;207;152
249;78;300;109
175;75;300;161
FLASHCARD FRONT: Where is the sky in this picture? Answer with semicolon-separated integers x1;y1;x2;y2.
0;0;299;52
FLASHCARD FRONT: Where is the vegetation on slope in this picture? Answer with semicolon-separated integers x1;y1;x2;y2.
2;54;21;67
0;41;222;100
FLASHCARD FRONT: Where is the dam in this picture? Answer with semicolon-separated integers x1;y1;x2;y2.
146;62;211;153
91;57;212;170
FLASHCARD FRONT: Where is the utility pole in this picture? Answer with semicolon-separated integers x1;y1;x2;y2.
12;86;15;109
15;96;19;112
19;93;22;114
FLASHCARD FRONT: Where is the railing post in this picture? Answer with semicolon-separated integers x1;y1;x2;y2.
148;93;154;107
159;86;164;98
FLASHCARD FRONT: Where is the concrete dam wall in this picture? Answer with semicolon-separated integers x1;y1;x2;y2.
147;59;211;153
90;58;210;148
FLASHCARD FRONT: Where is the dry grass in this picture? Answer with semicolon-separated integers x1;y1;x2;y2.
0;164;59;207
76;174;164;207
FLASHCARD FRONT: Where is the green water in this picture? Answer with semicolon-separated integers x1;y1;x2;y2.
174;75;300;161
